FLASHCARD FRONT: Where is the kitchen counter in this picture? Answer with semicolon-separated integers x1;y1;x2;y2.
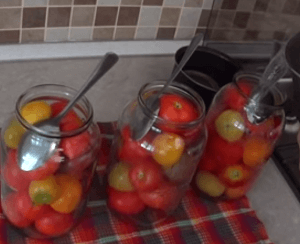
0;55;299;244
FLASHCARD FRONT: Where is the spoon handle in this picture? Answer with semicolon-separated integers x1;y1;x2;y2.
56;52;119;121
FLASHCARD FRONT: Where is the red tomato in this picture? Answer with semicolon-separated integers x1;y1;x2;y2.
198;151;219;172
108;188;145;215
118;125;151;165
60;131;91;160
219;165;251;187
51;101;83;131
24;151;60;181
129;159;163;191
35;208;74;236
2;193;32;228
158;94;199;123
15;191;50;221
223;82;253;111
139;182;179;211
3;150;30;191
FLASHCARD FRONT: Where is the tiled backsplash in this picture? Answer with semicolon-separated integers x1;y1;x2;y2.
0;0;299;44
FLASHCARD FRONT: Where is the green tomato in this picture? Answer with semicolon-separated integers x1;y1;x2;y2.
108;162;135;192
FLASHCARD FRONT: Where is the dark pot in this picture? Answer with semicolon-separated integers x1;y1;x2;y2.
174;46;241;109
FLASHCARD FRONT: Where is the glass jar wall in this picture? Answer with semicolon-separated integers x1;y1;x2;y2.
1;84;101;238
106;81;207;225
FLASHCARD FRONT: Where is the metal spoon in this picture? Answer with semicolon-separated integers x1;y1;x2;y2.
18;52;119;171
245;45;288;124
131;34;203;140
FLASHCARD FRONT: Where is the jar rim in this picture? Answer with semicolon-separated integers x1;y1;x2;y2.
15;84;94;138
233;72;287;110
137;81;206;127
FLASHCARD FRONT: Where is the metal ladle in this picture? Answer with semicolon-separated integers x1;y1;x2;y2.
18;52;119;171
131;34;203;141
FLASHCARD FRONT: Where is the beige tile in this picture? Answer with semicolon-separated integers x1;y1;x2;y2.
214;10;234;28
22;29;44;42
0;9;21;30
179;8;201;27
115;27;136;40
138;7;162;26
97;0;120;5
175;27;196;39
71;7;95;27
247;12;265;30
164;0;184;6
0;0;21;7
204;0;215;9
184;0;203;7
236;0;256;11
49;0;72;5
45;28;69;42
70;27;93;41
24;0;47;6
159;8;181;26
93;27;114;40
135;26;157;39
121;0;142;5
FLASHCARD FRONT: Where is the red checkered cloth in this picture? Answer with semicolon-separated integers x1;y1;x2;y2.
0;122;273;244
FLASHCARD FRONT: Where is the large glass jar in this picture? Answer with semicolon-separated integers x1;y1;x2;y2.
1;84;101;239
106;81;207;225
192;74;285;200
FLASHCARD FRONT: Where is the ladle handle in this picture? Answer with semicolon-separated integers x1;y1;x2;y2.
56;52;119;121
251;47;288;102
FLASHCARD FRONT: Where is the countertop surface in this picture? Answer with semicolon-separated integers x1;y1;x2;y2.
0;55;299;244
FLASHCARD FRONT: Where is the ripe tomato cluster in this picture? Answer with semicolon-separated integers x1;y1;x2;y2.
2;100;96;237
195;80;282;199
108;94;202;216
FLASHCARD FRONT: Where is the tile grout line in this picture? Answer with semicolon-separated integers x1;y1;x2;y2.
91;4;98;41
68;0;75;41
173;1;185;39
133;3;143;39
19;0;24;43
112;3;121;40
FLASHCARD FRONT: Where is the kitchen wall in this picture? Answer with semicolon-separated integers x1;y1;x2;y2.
0;0;298;44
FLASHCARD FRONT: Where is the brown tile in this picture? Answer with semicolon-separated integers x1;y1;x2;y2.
198;9;210;27
23;8;46;28
117;7;140;26
156;27;175;39
254;0;270;12
115;27;136;39
121;0;142;5
0;9;21;30
237;0;256;11
143;0;163;6
273;31;286;41
0;0;21;7
282;0;299;15
226;29;246;41
267;0;285;13
95;7;118;26
184;0;203;7
0;30;19;43
257;30;274;40
210;29;227;41
93;27;114;40
159;8;181;26
243;30;259;40
72;7;95;27
49;0;72;5
233;11;250;29
221;0;239;10
247;12;265;30
214;10;234;28
47;7;71;27
74;0;96;5
22;29;44;42
207;10;218;28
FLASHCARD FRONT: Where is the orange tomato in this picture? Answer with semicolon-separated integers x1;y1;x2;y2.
29;175;61;205
50;174;82;214
225;185;248;199
243;137;272;167
220;165;250;187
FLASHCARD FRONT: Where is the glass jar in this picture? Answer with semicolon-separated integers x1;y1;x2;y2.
192;74;285;200
106;81;207;225
1;84;101;239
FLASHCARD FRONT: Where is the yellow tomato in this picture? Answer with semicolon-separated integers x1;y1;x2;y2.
152;133;185;168
21;100;52;125
4;118;26;149
50;174;82;214
195;171;225;197
29;175;61;205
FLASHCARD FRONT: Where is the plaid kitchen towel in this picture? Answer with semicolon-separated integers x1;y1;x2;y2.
0;122;273;244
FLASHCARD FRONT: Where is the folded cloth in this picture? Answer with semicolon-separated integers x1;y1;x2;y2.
0;122;273;244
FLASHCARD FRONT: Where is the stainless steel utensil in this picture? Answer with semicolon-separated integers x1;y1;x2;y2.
18;52;119;171
131;34;203;141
